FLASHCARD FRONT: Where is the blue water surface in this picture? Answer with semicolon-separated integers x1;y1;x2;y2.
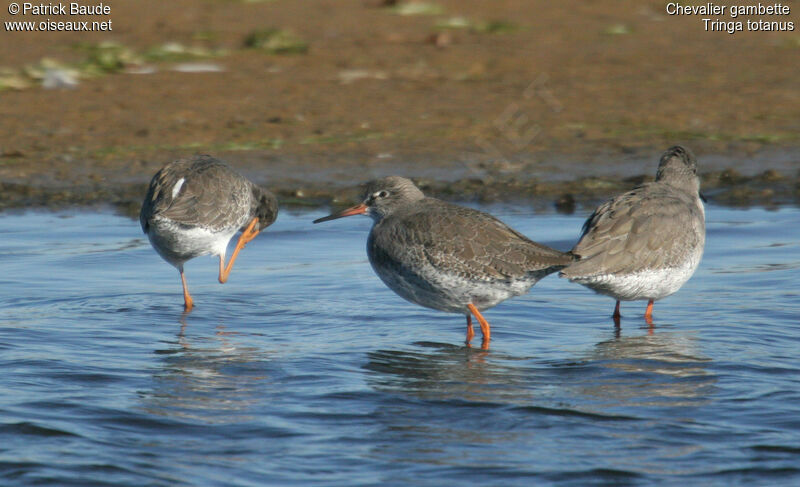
0;205;798;486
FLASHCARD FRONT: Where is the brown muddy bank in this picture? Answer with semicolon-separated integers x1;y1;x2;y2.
1;0;798;215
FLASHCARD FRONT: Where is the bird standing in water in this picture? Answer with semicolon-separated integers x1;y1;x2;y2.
560;146;705;325
140;155;278;312
314;176;572;349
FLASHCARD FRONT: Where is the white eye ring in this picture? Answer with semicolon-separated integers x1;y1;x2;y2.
376;190;389;198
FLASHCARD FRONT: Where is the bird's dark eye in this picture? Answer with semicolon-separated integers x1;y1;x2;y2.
377;190;389;198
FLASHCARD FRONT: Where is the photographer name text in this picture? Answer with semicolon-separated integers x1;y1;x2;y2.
6;2;112;31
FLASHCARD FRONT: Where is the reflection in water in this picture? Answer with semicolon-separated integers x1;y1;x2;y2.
364;327;716;412
364;341;536;406
361;327;718;471
576;327;717;409
138;322;275;424
363;341;533;460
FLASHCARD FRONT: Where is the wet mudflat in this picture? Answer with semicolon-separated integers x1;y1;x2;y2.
1;205;799;485
2;0;799;211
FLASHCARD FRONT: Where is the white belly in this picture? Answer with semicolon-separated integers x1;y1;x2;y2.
147;218;234;269
571;252;702;302
372;262;538;314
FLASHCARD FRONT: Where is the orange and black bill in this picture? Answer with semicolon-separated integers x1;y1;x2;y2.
313;203;368;224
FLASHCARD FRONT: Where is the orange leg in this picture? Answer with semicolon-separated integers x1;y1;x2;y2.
180;270;194;312
644;299;654;326
219;217;260;284
465;315;475;345
467;303;491;350
613;300;621;320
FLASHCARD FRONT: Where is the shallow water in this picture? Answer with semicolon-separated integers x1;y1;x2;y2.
1;205;799;486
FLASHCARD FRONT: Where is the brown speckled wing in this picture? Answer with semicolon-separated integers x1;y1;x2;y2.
371;199;572;284
140;156;253;233
562;183;704;277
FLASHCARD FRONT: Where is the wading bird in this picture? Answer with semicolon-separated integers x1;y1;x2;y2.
560;146;705;325
314;176;572;349
140;155;278;311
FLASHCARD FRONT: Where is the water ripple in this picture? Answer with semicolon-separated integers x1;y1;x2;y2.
1;207;799;486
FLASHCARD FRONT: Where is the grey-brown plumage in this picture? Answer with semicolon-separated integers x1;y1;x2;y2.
140;155;278;311
560;146;705;321
314;176;572;347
